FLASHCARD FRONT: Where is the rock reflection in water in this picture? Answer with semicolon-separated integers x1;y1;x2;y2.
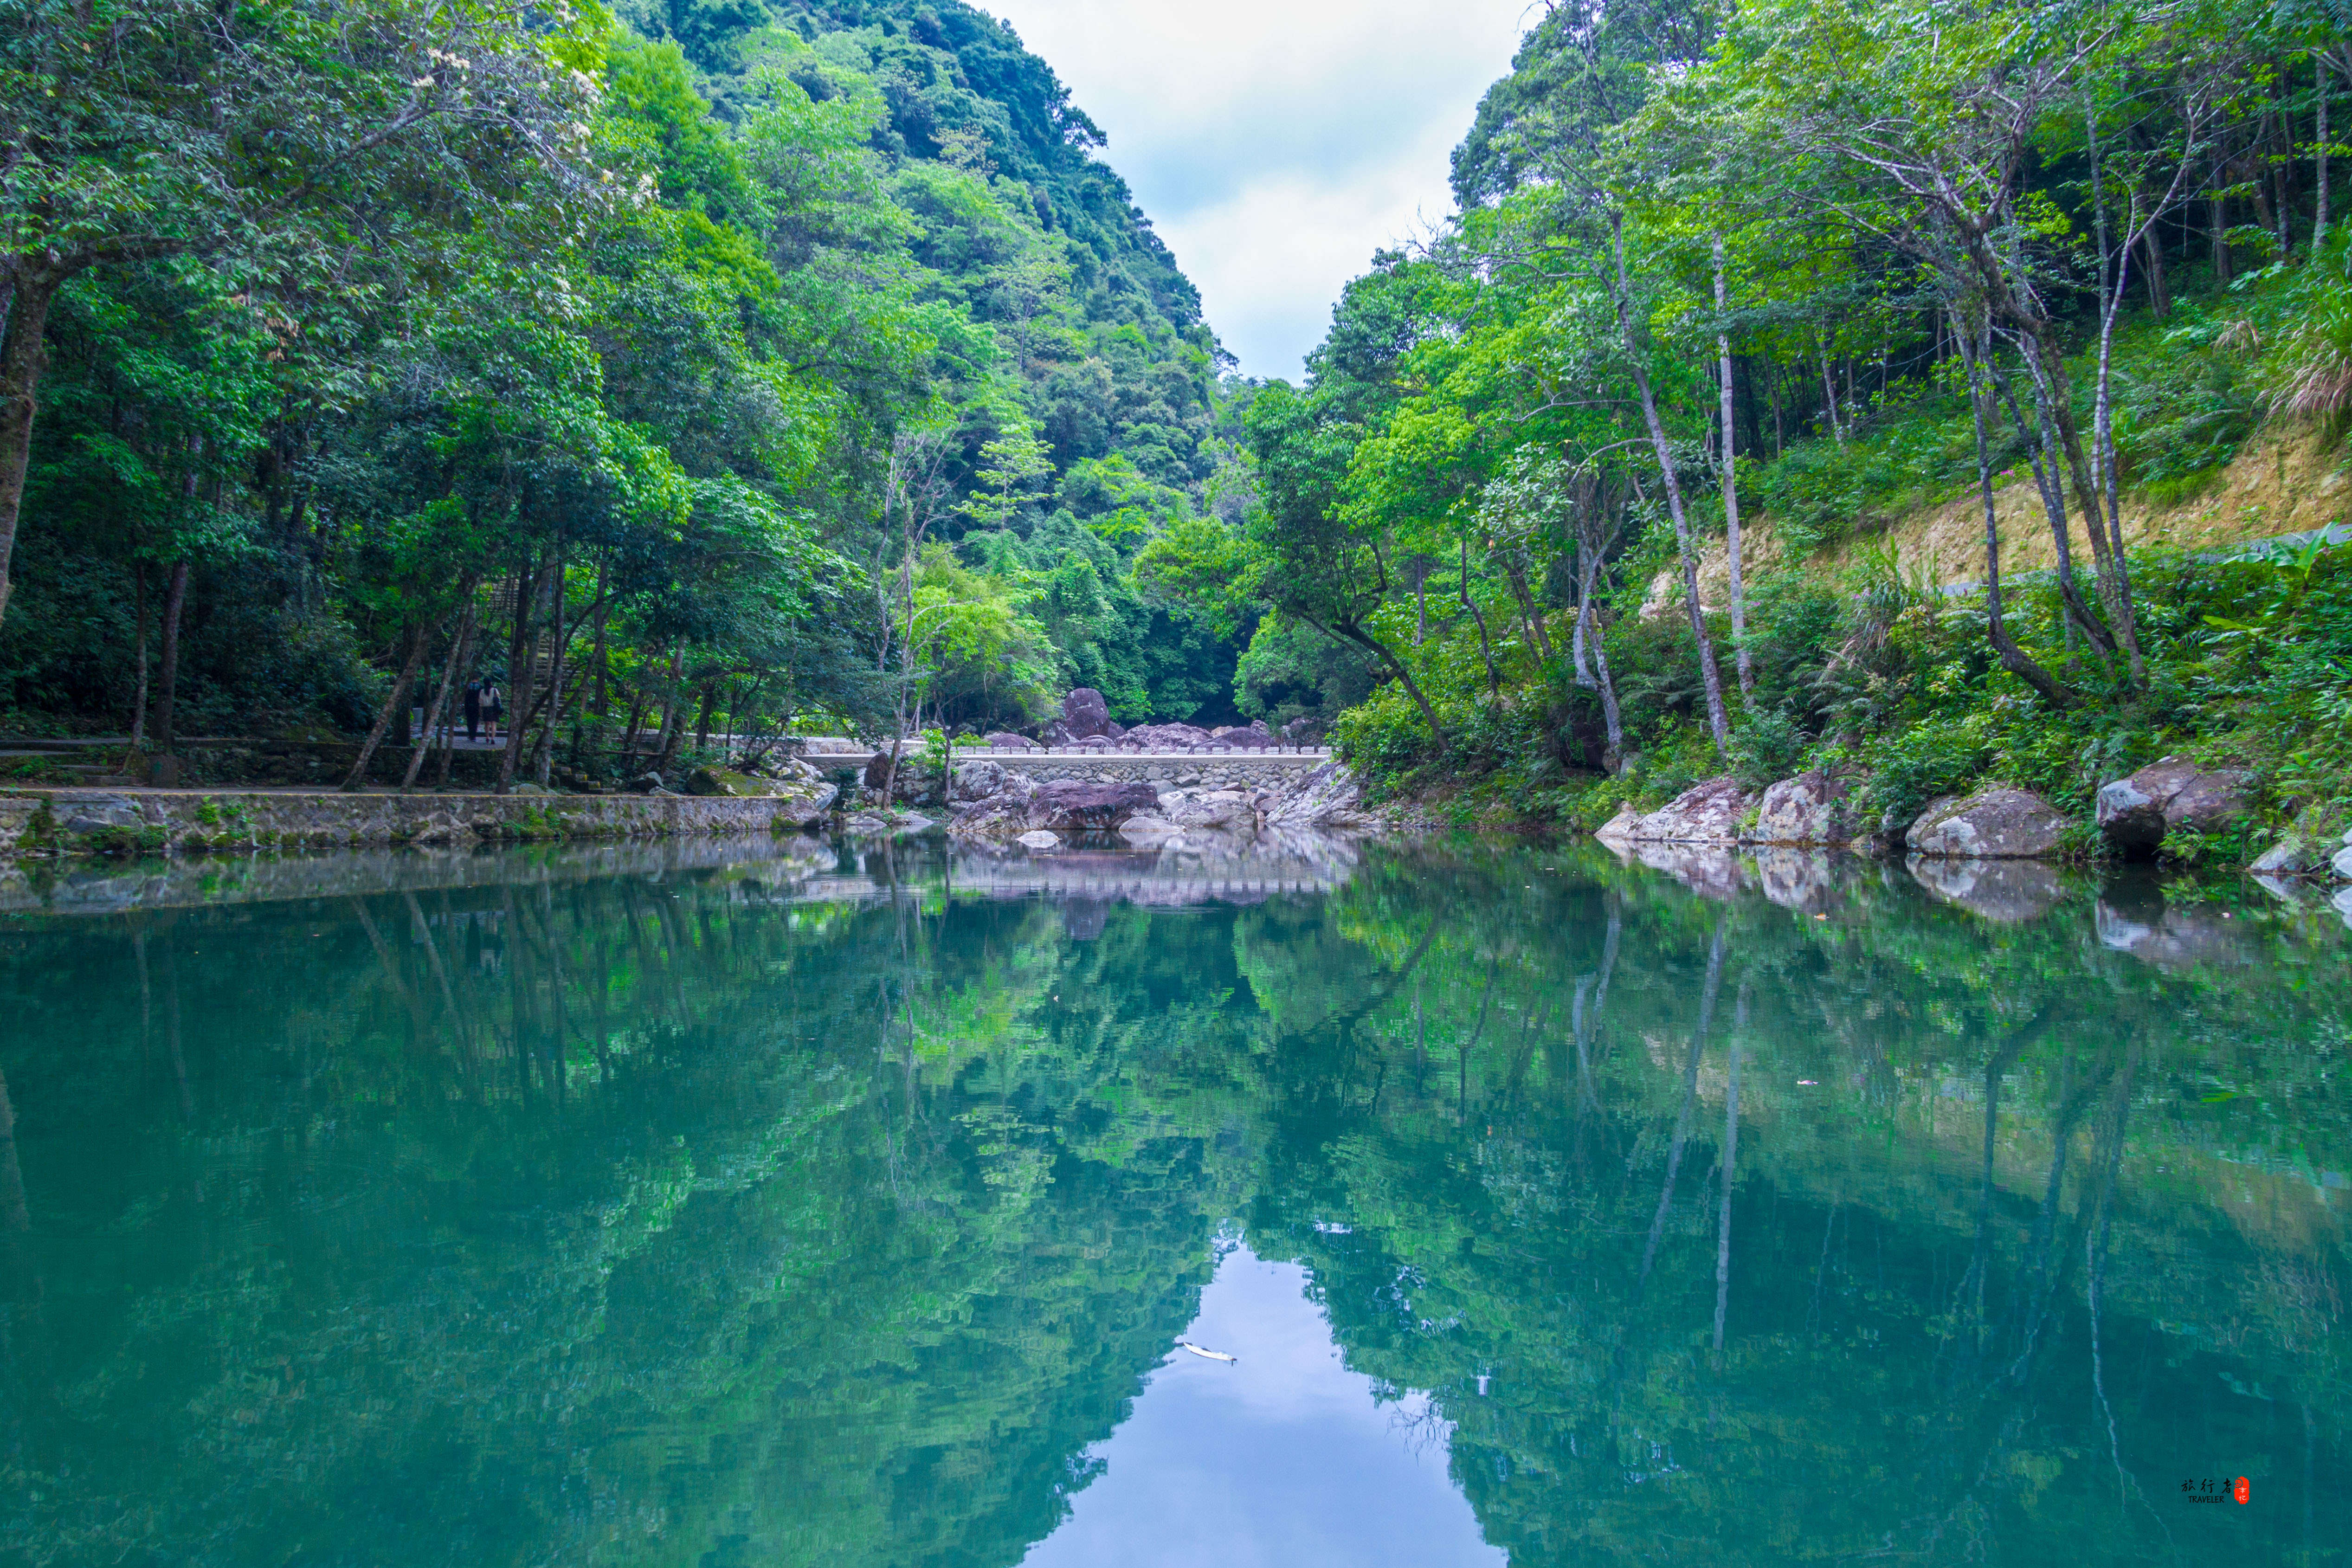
1906;853;2068;922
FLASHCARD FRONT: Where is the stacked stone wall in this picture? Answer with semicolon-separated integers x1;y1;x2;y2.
2;788;821;862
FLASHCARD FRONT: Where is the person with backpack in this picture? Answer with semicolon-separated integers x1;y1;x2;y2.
482;682;504;742
463;679;483;743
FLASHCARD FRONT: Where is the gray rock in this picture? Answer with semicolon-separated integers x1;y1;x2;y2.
508;782;551;797
1037;779;1160;830
2335;845;2352;881
1115;813;1181;845
1592;803;1643;848
1907;788;2067;859
630;772;664;793
2249;834;2328;876
981;731;1039;750
59;796;142;833
1061;688;1112;740
2095;755;2254;852
1018;829;1061;851
2335;887;2352;929
1910;856;2065;921
1632;778;1756;844
1746;771;1857;845
1262;762;1369;829
950;760;1009;802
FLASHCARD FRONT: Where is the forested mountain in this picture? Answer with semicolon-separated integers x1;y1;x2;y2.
0;0;1247;773
1144;0;2352;853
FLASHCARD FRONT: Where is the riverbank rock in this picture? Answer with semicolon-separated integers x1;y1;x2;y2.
1907;788;2067;859
1630;778;1755;844
2249;831;2330;878
1592;803;1643;848
1017;829;1061;851
1262;762;1370;830
981;731;1038;751
1745;771;1856;845
2095;755;2253;853
683;766;837;823
1036;779;1160;830
1039;688;1114;746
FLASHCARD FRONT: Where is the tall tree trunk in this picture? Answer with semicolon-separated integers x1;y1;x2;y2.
2210;186;2232;284
1332;619;1445;743
152;559;192;759
1501;552;1552;662
1457;537;1501;700
1712;236;1754;702
405;581;479;791
1572;529;1625;764
127;562;149;757
2318;56;2333;251
0;266;69;636
343;623;430;789
2137;229;2170;317
653;644;687;777
1615;216;1729;751
1988;359;2115;663
495;563;541;794
1960;329;2070;707
529;552;567;787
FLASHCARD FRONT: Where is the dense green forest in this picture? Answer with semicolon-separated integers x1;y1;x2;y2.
0;0;1252;781
1142;0;2352;856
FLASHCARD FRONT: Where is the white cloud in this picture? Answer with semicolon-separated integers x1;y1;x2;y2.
975;0;1535;378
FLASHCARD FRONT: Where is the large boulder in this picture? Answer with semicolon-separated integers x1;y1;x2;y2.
2095;755;2254;853
1632;778;1755;844
949;759;1010;802
1907;788;2067;859
1262;762;1370;829
683;766;837;824
1062;688;1111;740
1121;722;1214;751
1592;802;1644;849
1036;779;1160;831
981;731;1038;751
1745;771;1857;845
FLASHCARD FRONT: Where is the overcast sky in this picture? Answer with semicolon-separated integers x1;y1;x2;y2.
975;0;1537;381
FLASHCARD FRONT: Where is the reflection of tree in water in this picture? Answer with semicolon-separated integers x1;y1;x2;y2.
0;838;2346;1565
1230;842;2351;1566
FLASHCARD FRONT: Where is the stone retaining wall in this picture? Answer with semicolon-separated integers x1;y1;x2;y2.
1;787;824;861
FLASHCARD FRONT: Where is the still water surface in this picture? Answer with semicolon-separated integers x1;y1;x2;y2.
0;833;2346;1566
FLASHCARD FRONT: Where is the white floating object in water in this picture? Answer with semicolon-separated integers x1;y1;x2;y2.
1176;1339;1237;1363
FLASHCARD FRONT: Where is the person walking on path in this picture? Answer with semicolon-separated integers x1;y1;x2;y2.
482;682;503;743
463;680;483;743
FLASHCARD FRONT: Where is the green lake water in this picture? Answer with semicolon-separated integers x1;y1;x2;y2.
0;834;2346;1566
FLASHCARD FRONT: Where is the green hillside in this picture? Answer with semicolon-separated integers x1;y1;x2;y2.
0;0;1249;761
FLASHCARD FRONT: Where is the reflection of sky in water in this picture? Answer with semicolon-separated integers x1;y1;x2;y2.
1025;1245;1505;1567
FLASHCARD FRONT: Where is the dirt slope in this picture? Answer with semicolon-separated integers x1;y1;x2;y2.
1682;419;2349;602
